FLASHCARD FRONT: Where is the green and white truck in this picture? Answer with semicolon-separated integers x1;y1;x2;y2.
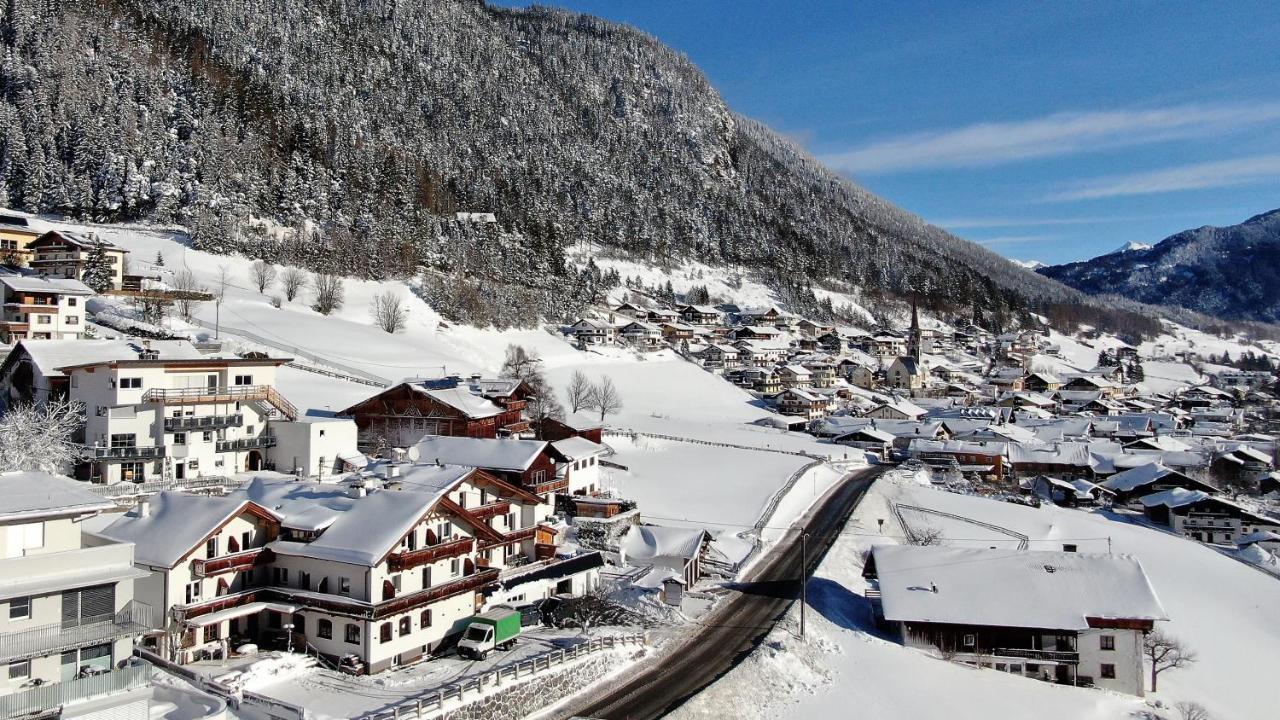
456;608;522;660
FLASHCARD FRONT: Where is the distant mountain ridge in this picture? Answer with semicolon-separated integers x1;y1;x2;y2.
1038;210;1280;323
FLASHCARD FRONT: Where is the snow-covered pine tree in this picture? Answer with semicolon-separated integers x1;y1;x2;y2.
81;241;115;292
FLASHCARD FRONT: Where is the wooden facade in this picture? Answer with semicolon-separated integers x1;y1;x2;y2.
341;384;517;446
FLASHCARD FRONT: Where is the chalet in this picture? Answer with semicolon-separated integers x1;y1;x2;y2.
0;210;43;265
795;319;834;338
908;439;1008;482
775;364;813;390
677;304;721;326
1023;372;1063;394
1007;442;1095;480
887;356;928;391
410;435;569;498
850;364;878;389
538;415;604;444
732;325;783;342
617;320;663;349
550;436;607;496
1207;369;1274;391
1062;374;1122;398
340;377;527;447
775;387;830;420
735;367;781;395
94;468;574;673
1210;446;1274;488
611;302;648;320
864;545;1166;697
865;332;907;359
995;392;1057;411
0;275;93;343
693;344;742;372
833;426;895;460
660;322;697;342
566;319;616;346
866;399;927;421
1030;476;1114;508
620;525;711;589
817;332;845;353
802;360;836;389
1098;463;1219;507
28;230;128;290
646;309;680;325
736;340;790;368
1141;488;1280;546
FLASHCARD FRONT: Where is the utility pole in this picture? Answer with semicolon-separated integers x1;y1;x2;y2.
800;531;809;641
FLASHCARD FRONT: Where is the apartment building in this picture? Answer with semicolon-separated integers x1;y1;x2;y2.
0;212;43;266
28;230;128;290
61;345;297;484
0;275;93;343
0;471;152;707
94;466;581;673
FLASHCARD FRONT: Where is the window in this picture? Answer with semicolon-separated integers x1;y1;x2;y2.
8;661;29;680
35;315;50;324
339;577;351;595
345;624;361;644
185;581;202;604
962;634;976;648
67;298;77;307
173;432;187;445
1100;664;1116;679
206;538;218;559
1062;544;1078;553
399;617;411;637
203;431;213;442
4;524;43;558
8;597;30;620
380;623;392;643
298;572;311;590
449;559;460;577
66;315;79;325
1100;635;1115;651
234;375;253;386
274;568;289;585
203;625;221;643
109;434;136;448
420;610;432;628
317;620;333;639
422;567;431;588
120;377;142;389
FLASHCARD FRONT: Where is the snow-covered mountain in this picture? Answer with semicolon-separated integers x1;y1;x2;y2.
1112;241;1152;254
1011;259;1046;270
1039;209;1280;323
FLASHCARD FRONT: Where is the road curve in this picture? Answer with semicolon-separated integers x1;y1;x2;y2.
563;464;889;720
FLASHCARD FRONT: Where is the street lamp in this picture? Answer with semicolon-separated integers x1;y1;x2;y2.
284;623;294;654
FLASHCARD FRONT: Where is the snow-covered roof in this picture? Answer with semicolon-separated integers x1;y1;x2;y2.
1139;487;1211;509
550;436;605;461
97;492;252;568
0;276;93;295
410;435;548;472
407;384;503;419
34;229;127;252
1008;442;1093;467
0;471;114;522
1126;435;1192;453
837;427;895;443
621;525;708;564
872;545;1167;630
870;399;927;418
1237;531;1280;546
779;387;824;402
9;339;206;377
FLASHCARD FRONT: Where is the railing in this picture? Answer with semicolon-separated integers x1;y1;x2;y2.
991;647;1080;663
369;569;500;620
88;474;245;498
525;478;569;495
0;659;153;718
191;547;273;578
469;501;511;521
478;527;536;551
79;444;165;460
0;601;154;663
164;413;243;431
387;538;475;572
216;435;277;452
360;633;646;720
145;385;270;403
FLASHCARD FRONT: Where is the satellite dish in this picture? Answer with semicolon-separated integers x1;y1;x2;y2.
405;445;421;463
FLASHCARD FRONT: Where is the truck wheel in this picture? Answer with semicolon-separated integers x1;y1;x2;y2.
479;651;488;661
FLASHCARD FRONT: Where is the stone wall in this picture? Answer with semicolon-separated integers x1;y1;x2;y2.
434;647;645;720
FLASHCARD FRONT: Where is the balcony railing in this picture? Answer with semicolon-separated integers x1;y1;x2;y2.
479;526;537;551
79;445;165;461
387;538;475;572
0;601;155;664
991;647;1079;663
216;435;277;452
0;659;153;718
526;478;569;495
369;568;500;620
469;502;511;522
191;547;273;579
145;385;297;421
164;413;244;431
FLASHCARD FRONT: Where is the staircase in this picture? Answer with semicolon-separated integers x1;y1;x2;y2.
264;387;299;421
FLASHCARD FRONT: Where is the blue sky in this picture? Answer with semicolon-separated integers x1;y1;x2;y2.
498;1;1280;265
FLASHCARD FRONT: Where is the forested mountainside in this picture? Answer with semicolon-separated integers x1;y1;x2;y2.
1040;210;1280;324
5;0;1100;327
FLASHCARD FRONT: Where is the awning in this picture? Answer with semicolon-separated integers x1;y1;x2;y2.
0;565;148;602
187;601;300;628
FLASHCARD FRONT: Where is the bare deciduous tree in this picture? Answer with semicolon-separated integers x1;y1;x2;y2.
250;260;277;293
281;267;308;301
501;344;540;380
370;290;408;333
131;289;173;326
1145;630;1197;692
0;400;86;474
1176;702;1212;720
170;269;205;320
214;265;231;303
588;375;622;422
311;274;345;315
909;526;945;546
566;370;595;414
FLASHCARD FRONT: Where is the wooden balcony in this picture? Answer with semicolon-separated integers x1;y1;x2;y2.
191;547;273;579
386;538;474;572
164;413;243;431
479;526;536;551
526;477;569;495
370;568;499;620
469;501;511;522
144;385;297;420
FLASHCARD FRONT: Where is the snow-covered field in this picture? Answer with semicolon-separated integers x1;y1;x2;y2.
675;475;1279;720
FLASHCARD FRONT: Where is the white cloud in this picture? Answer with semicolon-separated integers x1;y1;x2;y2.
821;102;1280;174
1044;153;1280;201
972;234;1057;246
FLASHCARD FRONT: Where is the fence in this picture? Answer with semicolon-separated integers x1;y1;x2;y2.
361;633;646;720
87;474;248;499
187;317;392;387
892;503;1030;549
0;601;155;664
604;430;824;460
0;659;153;717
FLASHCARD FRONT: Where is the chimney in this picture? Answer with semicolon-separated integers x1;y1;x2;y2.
348;482;367;499
135;499;150;518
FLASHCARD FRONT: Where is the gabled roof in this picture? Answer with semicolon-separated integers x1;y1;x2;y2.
871;545;1167;630
0;276;93;295
97;492;258;568
406;383;503;419
1100;463;1195;492
550;436;606;461
1008;442;1094;467
3;339;206;378
621;525;708;563
31;229;128;252
411;435;550;472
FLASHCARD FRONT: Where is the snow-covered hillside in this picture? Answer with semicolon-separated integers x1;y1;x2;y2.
675;475;1279;720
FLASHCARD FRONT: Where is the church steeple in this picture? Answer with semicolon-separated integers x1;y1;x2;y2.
907;295;922;363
